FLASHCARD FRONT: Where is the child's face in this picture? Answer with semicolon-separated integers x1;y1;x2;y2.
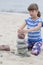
29;10;38;18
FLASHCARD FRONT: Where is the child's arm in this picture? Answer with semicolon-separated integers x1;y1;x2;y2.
18;22;26;33
22;22;42;33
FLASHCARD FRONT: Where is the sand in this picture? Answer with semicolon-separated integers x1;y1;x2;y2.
0;12;43;65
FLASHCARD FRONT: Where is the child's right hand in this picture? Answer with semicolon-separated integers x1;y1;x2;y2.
17;29;26;34
17;29;22;33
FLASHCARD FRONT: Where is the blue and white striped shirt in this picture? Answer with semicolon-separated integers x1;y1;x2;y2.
25;17;42;43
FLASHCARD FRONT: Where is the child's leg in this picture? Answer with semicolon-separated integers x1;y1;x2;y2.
42;22;43;27
31;42;42;55
27;41;34;50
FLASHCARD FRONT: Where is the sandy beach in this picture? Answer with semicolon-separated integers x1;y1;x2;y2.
0;12;43;65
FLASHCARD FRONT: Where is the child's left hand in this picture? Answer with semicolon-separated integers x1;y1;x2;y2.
21;29;29;34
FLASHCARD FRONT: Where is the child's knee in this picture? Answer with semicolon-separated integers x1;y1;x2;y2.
31;44;41;55
31;49;40;55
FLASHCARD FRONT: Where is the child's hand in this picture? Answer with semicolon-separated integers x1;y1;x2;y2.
17;29;28;34
21;29;29;33
17;29;22;33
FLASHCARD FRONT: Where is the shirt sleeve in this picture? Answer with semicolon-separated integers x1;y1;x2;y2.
25;19;28;24
38;18;43;27
38;18;43;23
